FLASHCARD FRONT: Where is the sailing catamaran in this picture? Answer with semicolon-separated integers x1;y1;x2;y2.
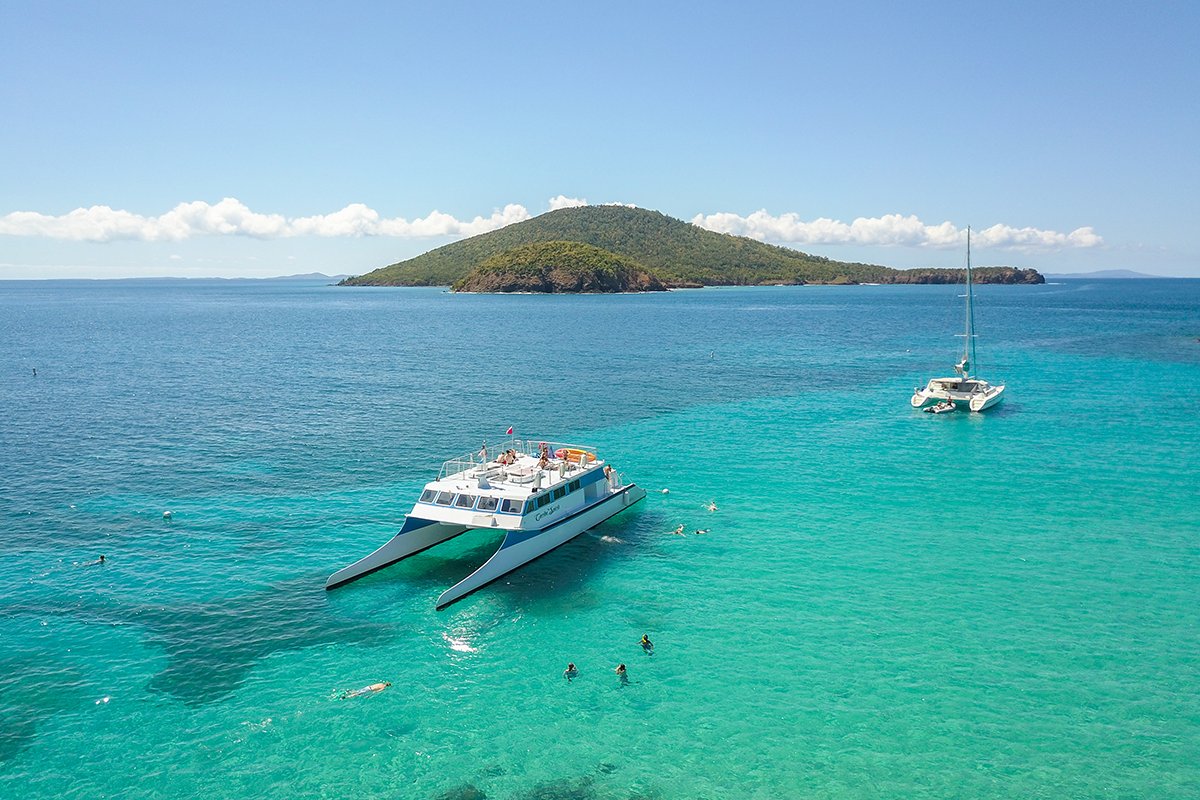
911;228;1006;413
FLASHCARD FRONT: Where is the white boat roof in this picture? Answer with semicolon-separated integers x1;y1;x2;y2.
425;439;605;500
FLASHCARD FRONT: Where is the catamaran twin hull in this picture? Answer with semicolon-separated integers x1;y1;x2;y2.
325;440;646;608
910;379;1006;412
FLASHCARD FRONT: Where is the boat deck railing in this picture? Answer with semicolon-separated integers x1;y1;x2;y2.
438;438;599;481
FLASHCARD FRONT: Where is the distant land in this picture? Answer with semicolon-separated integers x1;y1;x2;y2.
272;272;352;281
341;206;1044;292
96;272;353;282
1044;269;1163;279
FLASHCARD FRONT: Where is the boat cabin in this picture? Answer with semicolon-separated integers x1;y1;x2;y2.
412;439;618;531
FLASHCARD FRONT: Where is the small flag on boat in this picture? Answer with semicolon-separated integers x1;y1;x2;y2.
506;426;513;435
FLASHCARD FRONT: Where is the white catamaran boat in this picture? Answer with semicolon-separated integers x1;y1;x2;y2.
911;228;1006;413
326;438;646;608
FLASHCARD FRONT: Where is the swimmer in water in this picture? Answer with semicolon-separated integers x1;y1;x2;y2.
694;528;710;535
563;663;578;682
705;501;718;512
83;555;106;567
671;524;686;536
616;664;628;685
640;634;654;653
340;681;391;699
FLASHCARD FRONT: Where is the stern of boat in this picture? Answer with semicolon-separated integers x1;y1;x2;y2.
969;384;1006;412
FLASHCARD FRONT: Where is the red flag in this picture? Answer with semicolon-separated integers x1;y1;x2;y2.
506;426;514;435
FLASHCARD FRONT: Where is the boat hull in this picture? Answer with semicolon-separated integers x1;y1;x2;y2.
436;483;647;609
969;385;1005;411
325;516;469;590
912;383;1005;413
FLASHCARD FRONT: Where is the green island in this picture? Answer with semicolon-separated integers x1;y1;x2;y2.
340;206;1044;291
452;241;666;293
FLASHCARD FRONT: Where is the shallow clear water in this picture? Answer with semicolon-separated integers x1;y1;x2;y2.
1;278;1198;799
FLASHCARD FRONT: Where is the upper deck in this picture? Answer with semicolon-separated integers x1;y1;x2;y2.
413;438;619;525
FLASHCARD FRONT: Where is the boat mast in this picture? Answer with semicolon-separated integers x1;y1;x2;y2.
964;226;976;376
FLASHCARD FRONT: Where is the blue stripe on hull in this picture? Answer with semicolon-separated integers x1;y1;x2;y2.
434;486;645;609
502;489;630;548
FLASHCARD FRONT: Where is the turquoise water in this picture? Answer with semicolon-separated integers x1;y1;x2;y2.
2;279;1198;799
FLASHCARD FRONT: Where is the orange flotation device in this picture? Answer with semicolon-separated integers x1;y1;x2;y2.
554;447;596;464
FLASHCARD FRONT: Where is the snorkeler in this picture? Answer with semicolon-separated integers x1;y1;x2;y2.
705;501;718;512
340;681;391;699
640;634;654;653
563;663;578;682
615;663;628;685
694;528;710;535
82;555;106;567
671;524;686;536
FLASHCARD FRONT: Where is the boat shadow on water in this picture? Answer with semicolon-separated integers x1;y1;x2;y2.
364;514;653;616
5;574;396;708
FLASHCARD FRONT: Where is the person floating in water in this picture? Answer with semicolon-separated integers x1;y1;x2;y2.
705;501;718;512
83;555;106;567
640;634;654;653
341;681;391;699
32;367;37;376
694;528;710;535
671;524;686;536
615;663;628;685
563;662;578;682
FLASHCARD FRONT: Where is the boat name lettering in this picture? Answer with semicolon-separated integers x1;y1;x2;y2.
534;504;561;522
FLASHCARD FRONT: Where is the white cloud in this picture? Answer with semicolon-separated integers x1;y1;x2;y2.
691;210;1103;251
0;198;534;243
548;194;589;210
0;197;1100;252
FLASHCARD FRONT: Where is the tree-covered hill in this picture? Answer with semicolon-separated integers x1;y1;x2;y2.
452;241;666;293
340;206;1043;287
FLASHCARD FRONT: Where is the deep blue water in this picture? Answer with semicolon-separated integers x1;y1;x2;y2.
1;278;1198;798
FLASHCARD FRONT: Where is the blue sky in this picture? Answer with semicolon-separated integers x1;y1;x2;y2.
2;1;1198;278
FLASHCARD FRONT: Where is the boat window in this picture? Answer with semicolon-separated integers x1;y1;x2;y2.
477;496;499;512
569;480;580;492
500;498;524;514
454;494;476;509
419;489;437;503
552;487;566;500
536;494;551;509
435;491;455;506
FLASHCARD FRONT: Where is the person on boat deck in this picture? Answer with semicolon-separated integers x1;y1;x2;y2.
479;442;489;461
563;662;578;681
538;451;550;470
